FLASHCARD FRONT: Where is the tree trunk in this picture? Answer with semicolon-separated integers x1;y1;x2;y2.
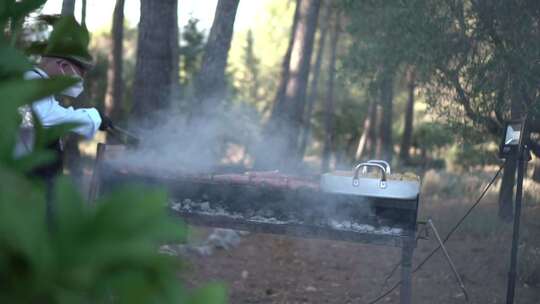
282;0;321;164
258;0;321;171
170;1;180;103
377;68;394;162
194;0;240;116
254;1;300;170
132;0;179;123
345;133;360;165
104;0;125;122
355;99;373;160
399;67;415;164
267;1;301;128
81;0;87;26
367;93;379;159
61;0;76;16
298;2;329;159
321;11;340;173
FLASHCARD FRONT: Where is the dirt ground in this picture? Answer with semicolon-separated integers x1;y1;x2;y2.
181;202;540;304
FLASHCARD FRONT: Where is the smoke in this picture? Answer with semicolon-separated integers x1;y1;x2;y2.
102;97;403;257
108;99;291;175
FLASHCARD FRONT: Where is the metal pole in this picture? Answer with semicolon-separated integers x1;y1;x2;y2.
505;146;528;304
428;219;469;301
400;238;414;304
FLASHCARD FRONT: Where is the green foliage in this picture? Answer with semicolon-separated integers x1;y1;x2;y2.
0;46;32;78
446;143;499;172
412;122;453;151
0;177;186;304
323;83;369;160
0;2;226;304
356;1;538;135
81;50;108;108
0;0;46;26
226;28;271;130
180;18;205;87
341;0;441;82
228;1;296;117
235;30;264;109
342;0;540;169
1;0;47;45
83;24;138;119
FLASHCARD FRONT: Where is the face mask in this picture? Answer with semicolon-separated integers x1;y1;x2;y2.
61;77;84;98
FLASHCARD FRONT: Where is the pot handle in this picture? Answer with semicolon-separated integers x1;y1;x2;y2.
353;162;387;189
366;160;391;174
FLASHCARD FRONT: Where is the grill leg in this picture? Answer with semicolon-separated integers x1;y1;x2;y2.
400;238;414;304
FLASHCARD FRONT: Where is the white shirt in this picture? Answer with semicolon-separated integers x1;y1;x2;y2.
24;67;102;139
14;68;102;157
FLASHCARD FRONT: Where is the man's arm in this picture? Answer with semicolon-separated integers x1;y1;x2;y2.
32;97;102;139
24;69;102;139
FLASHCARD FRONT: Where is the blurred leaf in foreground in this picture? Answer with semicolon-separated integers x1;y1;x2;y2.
0;5;227;304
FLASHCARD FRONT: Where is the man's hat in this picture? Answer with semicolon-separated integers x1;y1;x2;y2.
36;15;94;69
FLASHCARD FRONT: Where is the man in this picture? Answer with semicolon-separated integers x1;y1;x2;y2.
16;16;112;227
21;56;112;172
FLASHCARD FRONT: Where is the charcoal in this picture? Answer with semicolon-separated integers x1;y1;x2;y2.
100;165;419;247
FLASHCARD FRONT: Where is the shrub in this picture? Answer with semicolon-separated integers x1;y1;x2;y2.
412;122;453;152
0;1;226;303
421;169;498;200
445;143;499;172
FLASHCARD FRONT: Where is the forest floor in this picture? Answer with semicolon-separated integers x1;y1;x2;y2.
179;171;540;304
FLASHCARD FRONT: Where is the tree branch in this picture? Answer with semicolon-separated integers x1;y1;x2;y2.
443;67;501;135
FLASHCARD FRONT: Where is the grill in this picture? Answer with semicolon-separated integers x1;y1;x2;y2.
91;144;421;304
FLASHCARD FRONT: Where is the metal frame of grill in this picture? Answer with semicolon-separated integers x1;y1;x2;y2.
90;144;419;304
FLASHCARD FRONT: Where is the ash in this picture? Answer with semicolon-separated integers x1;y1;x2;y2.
169;199;403;236
328;220;403;236
160;228;248;257
170;199;292;225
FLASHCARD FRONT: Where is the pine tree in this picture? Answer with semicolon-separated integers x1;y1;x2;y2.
180;18;205;87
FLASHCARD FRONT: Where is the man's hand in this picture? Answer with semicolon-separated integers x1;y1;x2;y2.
98;110;114;131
